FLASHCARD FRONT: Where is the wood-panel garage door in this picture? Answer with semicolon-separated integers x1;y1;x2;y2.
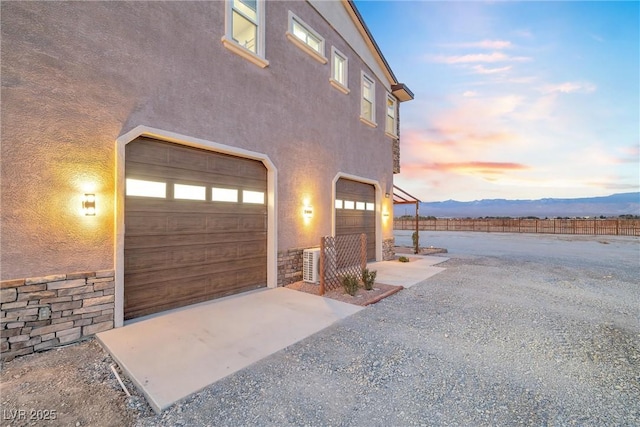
124;137;267;320
335;178;376;261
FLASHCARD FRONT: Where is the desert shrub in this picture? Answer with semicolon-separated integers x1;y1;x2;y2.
398;256;410;263
342;274;359;296
361;268;377;290
412;231;420;254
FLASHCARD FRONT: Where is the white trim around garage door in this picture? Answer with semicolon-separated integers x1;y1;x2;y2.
114;125;278;327
331;172;382;262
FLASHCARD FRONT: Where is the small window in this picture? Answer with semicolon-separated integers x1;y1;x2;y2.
344;200;355;210
386;95;397;137
330;47;349;94
366;202;375;211
361;72;376;126
286;11;327;64
356;202;366;210
174;184;206;201
212;187;238;203
335;199;343;209
222;0;268;68
126;179;166;198
243;190;265;204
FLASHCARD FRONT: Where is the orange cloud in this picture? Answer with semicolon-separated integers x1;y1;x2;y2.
432;161;530;175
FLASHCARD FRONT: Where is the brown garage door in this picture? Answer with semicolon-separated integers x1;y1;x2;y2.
124;137;267;320
335;178;376;261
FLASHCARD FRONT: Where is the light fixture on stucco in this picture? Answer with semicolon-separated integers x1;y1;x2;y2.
82;194;96;216
303;205;313;219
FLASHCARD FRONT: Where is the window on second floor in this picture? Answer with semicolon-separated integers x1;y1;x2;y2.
222;0;268;68
330;46;349;94
286;11;327;64
360;72;376;126
386;94;397;137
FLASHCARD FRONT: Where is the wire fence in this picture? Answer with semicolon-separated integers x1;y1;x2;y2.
319;234;367;295
394;218;640;236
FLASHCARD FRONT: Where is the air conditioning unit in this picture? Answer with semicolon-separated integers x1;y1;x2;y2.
303;248;321;284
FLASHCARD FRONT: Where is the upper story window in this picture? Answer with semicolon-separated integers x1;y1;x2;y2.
222;0;268;68
386;94;397;137
360;72;376;127
330;47;349;94
286;11;327;64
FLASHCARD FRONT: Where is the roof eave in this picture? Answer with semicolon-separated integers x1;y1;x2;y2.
344;0;413;101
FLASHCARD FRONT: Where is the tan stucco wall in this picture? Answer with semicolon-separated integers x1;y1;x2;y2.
1;1;398;280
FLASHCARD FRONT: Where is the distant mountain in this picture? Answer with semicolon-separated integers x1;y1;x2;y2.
394;192;640;219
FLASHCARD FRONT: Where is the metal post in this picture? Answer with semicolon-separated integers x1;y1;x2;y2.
414;201;419;254
319;237;325;296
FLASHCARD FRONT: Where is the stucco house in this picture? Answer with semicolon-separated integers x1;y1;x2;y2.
0;0;413;360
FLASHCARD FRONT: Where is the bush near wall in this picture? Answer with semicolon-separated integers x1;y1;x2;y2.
0;270;115;361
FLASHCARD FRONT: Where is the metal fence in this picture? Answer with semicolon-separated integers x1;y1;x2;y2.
394;218;640;236
319;234;367;295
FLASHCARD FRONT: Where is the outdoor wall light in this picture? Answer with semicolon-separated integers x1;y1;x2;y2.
82;194;96;216
303;205;314;219
385;193;390;198
383;211;390;218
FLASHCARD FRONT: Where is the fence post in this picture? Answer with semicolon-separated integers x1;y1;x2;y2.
319;237;326;296
360;233;367;272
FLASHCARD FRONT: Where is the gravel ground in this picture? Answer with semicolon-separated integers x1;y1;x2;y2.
136;232;639;426
2;232;638;426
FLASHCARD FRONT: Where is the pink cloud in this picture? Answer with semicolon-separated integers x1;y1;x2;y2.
540;81;596;94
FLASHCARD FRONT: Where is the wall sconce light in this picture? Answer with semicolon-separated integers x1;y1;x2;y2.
383;211;390;218
385;193;390;198
303;205;314;219
82;194;96;216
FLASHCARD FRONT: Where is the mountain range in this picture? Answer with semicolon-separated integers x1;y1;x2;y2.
394;192;640;219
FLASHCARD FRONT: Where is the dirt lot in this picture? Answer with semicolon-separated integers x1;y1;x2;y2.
2;233;638;426
0;339;146;426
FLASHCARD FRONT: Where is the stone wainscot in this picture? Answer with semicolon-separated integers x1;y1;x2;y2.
1;270;115;361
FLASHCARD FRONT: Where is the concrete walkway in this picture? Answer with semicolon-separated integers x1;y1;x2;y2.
97;256;448;413
370;255;449;288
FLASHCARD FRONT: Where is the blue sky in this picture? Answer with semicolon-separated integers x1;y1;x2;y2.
355;1;639;202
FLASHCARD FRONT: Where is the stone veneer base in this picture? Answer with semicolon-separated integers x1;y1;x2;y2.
0;270;115;361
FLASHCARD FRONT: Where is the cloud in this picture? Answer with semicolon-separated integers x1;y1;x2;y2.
472;65;512;74
463;90;478;97
429;52;532;64
540;81;597;94
614;144;640;163
450;40;513;50
432;161;530;175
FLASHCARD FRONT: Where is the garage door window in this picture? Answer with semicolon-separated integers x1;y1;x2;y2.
174;184;206;201
126;178;166;198
243;190;265;204
212;187;239;202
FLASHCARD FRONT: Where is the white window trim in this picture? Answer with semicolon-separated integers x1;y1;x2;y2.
385;93;398;139
222;0;269;68
285;11;327;64
329;46;349;94
360;71;376;127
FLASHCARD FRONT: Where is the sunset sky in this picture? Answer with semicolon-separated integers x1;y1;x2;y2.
355;1;639;202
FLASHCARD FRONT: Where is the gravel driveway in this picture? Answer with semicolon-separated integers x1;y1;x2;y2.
138;232;639;426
